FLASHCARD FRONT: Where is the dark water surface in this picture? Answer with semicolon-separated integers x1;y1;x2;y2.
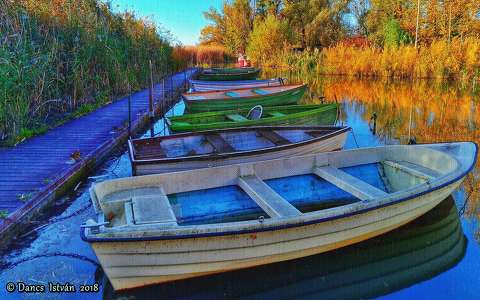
1;75;479;299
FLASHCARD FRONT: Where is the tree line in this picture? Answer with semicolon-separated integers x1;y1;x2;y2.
199;0;480;63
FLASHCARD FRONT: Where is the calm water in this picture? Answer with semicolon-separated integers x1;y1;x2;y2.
0;75;479;299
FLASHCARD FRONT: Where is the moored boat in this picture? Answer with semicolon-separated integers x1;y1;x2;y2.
128;126;351;175
100;197;466;297
189;78;285;92
183;84;306;113
166;104;339;132
198;67;261;81
82;142;477;291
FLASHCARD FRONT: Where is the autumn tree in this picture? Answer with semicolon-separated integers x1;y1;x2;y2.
246;14;292;63
283;0;350;49
199;0;252;55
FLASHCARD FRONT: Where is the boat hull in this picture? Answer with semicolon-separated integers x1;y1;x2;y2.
184;84;306;113
190;79;283;92
168;104;338;132
133;130;348;175
197;68;260;81
90;178;461;291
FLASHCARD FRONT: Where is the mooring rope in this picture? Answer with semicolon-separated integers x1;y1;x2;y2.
1;252;100;270
351;130;360;148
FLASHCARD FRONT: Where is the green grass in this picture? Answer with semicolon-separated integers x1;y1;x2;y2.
0;0;183;145
0;210;8;219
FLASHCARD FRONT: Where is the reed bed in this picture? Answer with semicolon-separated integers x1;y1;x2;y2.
0;0;176;144
262;38;480;82
173;45;232;68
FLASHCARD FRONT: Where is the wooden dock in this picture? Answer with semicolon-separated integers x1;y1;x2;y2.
0;68;197;244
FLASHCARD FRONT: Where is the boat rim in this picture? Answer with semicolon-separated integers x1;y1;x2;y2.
182;84;306;102
128;126;351;164
82;142;478;243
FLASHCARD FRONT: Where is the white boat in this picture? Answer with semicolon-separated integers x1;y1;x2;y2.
82;142;477;291
128;126;350;175
189;78;284;92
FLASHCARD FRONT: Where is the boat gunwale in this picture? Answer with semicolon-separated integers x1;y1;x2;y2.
166;104;339;132
82;142;478;243
201;68;260;76
189;78;282;86
128;126;351;165
182;84;306;103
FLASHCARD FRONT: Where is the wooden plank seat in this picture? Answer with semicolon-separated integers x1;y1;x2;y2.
204;133;235;153
226;114;248;122
238;175;301;218
252;89;270;95
257;130;291;146
268;111;286;117
314;166;388;201
306;130;335;138
135;144;167;159
130;188;177;226
383;160;439;180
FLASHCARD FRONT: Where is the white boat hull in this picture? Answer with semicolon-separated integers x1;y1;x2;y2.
134;131;348;175
91;179;461;290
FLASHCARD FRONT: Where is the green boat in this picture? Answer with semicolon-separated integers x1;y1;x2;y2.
166;104;338;132
198;67;261;81
183;84;306;113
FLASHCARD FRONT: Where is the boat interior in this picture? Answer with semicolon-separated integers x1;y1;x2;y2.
184;84;303;100
89;143;474;236
168;104;337;125
131;127;344;161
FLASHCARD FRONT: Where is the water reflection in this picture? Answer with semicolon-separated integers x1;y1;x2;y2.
262;69;479;230
102;198;465;299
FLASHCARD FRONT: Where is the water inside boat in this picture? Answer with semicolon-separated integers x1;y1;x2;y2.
163;162;434;225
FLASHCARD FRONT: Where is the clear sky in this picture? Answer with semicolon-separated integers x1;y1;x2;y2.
110;0;224;45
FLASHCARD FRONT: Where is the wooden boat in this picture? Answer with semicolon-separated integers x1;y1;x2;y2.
128;126;351;175
189;78;284;92
198;67;261;81
101;198;465;297
166;104;338;132
82;142;477;291
183;84;306;113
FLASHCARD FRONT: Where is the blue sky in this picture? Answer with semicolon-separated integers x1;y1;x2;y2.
110;0;224;45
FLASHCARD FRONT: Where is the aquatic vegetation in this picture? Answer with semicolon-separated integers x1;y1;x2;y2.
0;0;177;144
173;45;231;67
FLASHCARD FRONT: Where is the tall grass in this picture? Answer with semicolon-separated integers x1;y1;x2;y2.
0;0;176;144
261;38;480;82
172;45;232;68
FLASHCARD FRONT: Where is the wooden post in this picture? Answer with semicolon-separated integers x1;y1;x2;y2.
128;83;132;138
148;60;154;118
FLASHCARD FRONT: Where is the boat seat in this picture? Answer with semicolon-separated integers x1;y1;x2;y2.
268;111;286;117
383;161;439;180
131;191;177;225
226;114;248;122
257;130;290;146
135;144;167;159
204;133;235;153
252;89;270;95
187;96;206;100
238;175;301;218
306;130;334;138
314;166;388;201
225;91;241;98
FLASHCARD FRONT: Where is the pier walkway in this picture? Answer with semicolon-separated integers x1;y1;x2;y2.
0;68;197;241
